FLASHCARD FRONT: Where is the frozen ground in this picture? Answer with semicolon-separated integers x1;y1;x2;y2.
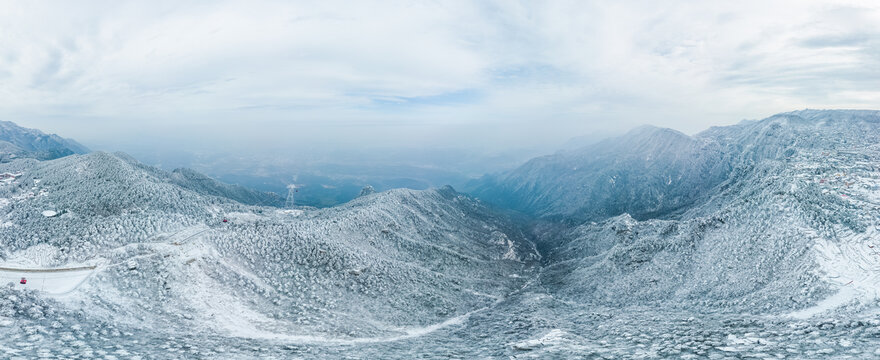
5;272;880;359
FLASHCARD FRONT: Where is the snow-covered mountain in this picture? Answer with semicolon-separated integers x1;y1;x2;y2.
455;110;880;357
541;111;879;308
0;121;89;161
0;151;538;357
482;110;880;308
3;110;880;358
472;110;880;221
471;125;731;221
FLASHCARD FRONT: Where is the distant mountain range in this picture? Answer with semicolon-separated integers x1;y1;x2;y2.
3;110;880;357
469;124;730;220
0;121;90;161
0;120;284;207
472;109;880;314
469;109;880;221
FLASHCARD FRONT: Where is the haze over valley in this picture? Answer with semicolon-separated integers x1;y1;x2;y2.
3;1;880;359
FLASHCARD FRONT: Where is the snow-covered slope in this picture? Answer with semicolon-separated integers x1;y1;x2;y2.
0;121;88;161
167;167;284;207
538;110;880;316
0;151;538;357
471;125;732;220
472;110;880;223
3;110;880;358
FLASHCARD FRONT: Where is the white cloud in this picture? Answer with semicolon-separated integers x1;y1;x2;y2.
0;0;879;150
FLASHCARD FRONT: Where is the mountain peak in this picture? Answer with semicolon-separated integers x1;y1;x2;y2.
0;120;88;161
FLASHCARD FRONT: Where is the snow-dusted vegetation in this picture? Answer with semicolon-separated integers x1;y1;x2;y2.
0;121;88;161
433;109;880;358
0;150;538;358
3;110;880;358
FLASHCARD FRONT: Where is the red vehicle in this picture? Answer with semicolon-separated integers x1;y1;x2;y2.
222;219;228;223
19;277;26;285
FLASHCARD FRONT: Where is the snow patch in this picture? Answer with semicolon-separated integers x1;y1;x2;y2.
276;209;304;217
789;230;880;319
224;212;263;222
2;244;63;268
512;329;570;350
0;267;95;295
0;243;96;295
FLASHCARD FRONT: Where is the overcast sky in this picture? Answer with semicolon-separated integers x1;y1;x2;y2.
1;0;879;153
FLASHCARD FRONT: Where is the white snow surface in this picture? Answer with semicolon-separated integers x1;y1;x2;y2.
3;110;880;358
792;227;880;319
0;245;96;295
0;268;94;295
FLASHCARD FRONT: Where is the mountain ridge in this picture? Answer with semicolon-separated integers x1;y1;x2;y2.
0;120;89;161
469;109;880;222
0;150;539;353
3;110;880;358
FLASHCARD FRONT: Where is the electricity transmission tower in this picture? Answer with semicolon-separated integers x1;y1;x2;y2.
285;184;297;208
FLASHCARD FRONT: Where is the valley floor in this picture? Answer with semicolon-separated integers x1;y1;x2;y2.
5;111;880;359
287;275;880;359
4;265;880;359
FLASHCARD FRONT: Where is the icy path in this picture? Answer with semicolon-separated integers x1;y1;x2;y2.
1;225;210;296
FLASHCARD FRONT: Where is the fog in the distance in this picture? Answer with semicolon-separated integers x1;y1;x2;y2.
3;1;880;205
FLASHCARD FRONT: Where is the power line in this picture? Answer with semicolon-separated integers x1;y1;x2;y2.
285;184;297;208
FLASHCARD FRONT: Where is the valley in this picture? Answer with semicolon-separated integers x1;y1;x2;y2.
2;110;880;358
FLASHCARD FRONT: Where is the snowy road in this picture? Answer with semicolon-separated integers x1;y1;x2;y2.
0;225;211;296
0;265;96;295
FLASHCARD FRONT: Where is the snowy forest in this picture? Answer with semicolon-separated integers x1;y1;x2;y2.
1;110;880;358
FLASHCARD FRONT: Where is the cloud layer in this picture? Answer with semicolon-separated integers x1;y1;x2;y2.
1;0;879;151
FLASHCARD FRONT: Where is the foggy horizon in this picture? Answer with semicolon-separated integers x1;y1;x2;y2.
5;2;880;358
3;1;880;159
